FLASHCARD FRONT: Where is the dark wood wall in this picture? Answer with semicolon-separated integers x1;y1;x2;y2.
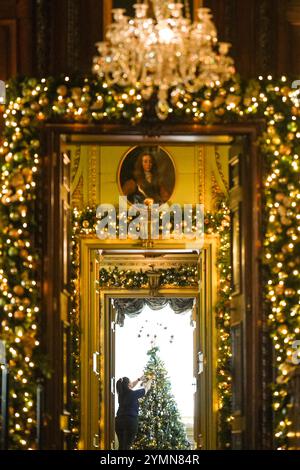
0;0;300;80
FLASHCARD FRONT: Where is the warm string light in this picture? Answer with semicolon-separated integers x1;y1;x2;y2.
0;74;299;448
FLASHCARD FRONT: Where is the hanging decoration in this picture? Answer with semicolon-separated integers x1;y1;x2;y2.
0;73;299;450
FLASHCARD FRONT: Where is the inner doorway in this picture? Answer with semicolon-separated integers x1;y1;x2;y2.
79;244;217;450
114;300;196;449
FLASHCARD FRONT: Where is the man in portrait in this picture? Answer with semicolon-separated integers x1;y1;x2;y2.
121;149;171;206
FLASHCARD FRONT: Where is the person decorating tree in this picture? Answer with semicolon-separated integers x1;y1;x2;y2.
115;374;153;450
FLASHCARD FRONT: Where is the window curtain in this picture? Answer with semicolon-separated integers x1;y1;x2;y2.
114;298;194;326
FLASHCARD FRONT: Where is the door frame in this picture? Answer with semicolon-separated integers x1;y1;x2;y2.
79;237;218;450
41;122;264;449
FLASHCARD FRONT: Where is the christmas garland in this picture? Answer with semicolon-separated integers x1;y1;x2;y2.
0;74;299;449
98;266;198;289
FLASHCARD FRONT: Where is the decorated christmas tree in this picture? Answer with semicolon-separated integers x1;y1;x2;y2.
133;346;191;449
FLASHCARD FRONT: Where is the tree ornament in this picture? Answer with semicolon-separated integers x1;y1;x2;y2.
14;310;25;320
30;102;40;112
20;116;31;127
20;249;29;258
57;85;68;97
8;246;18;257
39;95;49;106
287;122;298;133
201;100;213;112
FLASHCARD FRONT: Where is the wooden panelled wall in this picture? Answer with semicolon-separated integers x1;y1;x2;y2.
0;0;300;81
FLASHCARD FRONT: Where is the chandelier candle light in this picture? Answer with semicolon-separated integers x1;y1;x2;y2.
93;1;235;120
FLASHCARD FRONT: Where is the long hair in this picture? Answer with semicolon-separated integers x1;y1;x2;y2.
116;377;130;401
133;151;159;184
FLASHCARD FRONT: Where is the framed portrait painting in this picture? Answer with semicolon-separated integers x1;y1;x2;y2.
118;146;175;205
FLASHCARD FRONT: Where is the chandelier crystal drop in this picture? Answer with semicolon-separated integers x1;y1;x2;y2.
93;1;235;120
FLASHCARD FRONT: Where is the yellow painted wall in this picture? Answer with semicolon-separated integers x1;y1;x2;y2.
68;143;230;211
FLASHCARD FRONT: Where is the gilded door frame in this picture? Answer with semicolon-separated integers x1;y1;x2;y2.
78;236;218;450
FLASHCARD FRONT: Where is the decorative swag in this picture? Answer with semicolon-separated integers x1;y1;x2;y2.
113;297;195;326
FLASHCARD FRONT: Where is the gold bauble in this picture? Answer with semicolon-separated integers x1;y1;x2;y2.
280;86;290;96
267;126;276;135
272;137;281;145
213;97;225;107
23;334;36;355
281;217;292;226
30;102;40;112
14;310;25;320
275;193;285;202
215;108;225;116
37;112;46;121
13;285;25;296
82;220;90;228
20;116;30;127
201;100;213;112
277;324;288;334
1;195;10;205
9;229;19;238
286;228;295;237
57;85;68;96
12;133;22;142
275;285;284;295
30;139;40;149
20;249;29;258
279;144;291;155
22;168;33;182
39;95;49;106
275;312;284;323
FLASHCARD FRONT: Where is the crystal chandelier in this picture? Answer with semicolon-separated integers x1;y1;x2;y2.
93;1;235;120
